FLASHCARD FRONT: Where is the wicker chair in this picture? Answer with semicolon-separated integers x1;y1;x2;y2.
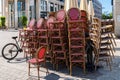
67;8;86;75
50;9;69;70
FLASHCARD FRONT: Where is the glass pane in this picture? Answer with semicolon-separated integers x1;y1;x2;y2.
29;0;36;20
8;0;15;28
17;0;26;28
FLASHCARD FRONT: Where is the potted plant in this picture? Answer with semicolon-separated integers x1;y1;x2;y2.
21;16;27;29
1;16;6;29
0;19;2;29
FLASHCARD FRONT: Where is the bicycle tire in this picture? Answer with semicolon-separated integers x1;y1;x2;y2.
2;43;19;60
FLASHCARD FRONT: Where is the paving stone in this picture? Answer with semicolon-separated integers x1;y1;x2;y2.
0;30;120;80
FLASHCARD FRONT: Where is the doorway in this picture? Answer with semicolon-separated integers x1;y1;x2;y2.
30;0;36;19
17;0;26;28
8;0;15;28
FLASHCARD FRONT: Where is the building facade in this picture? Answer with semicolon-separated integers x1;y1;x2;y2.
0;0;102;29
0;0;64;29
112;0;120;36
78;0;102;19
92;0;102;19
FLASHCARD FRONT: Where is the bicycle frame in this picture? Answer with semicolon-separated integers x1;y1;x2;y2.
14;38;23;52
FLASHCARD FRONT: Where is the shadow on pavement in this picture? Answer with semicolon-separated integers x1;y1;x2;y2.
115;48;120;51
45;62;102;80
44;73;60;80
7;57;27;63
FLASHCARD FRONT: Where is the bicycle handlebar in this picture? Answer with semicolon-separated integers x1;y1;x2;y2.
12;36;18;40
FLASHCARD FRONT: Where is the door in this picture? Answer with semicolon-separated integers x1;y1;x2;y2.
8;0;15;28
30;0;36;19
17;0;26;28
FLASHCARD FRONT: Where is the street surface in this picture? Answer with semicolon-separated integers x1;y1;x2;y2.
0;30;120;80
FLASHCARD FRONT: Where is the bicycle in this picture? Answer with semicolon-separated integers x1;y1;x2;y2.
2;36;23;60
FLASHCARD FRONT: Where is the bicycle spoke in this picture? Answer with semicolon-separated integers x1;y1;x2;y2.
2;43;18;60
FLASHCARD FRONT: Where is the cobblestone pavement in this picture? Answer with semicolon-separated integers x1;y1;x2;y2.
0;30;120;80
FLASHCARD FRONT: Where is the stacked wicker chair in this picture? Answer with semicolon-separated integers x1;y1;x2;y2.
101;19;116;46
67;8;86;75
36;18;55;67
19;19;36;47
90;17;101;51
50;10;68;70
36;18;47;49
91;17;113;71
101;19;116;57
101;25;115;56
19;19;37;59
37;18;48;49
90;18;102;70
45;17;56;65
80;10;89;34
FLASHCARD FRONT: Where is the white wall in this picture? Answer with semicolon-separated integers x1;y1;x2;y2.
0;0;2;16
114;0;120;36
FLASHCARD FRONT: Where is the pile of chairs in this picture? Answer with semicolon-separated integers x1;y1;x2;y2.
19;19;37;59
101;19;114;32
90;17;116;71
19;8;116;78
67;8;87;75
50;10;69;70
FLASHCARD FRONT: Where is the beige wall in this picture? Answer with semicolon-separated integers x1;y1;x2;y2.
0;0;2;16
4;0;9;27
36;0;40;20
114;0;120;36
1;0;64;29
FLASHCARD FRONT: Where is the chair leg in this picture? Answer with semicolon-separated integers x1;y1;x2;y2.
110;33;116;46
44;61;49;75
56;60;58;70
70;62;72;75
52;57;55;69
37;64;40;79
109;55;113;64
108;58;112;71
109;46;115;58
109;39;115;52
95;57;99;71
83;62;86;74
28;62;30;76
66;58;69;71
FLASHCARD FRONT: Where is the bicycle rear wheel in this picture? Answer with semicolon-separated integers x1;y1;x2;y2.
2;43;18;60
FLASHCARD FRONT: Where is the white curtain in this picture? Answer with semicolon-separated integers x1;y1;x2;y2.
64;0;78;11
88;0;95;20
80;0;88;12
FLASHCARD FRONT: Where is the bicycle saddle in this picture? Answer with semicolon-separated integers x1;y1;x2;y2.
12;36;18;39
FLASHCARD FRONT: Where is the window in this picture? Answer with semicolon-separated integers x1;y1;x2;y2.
50;3;54;11
44;1;47;11
55;4;57;11
41;0;44;11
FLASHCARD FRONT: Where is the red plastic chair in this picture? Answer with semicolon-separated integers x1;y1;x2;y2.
28;46;49;79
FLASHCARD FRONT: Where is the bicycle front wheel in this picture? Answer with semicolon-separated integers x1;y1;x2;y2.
2;43;19;60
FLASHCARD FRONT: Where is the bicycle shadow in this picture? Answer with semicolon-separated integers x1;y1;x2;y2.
7;57;27;63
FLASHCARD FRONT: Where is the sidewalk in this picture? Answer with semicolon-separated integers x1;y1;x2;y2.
0;30;120;80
